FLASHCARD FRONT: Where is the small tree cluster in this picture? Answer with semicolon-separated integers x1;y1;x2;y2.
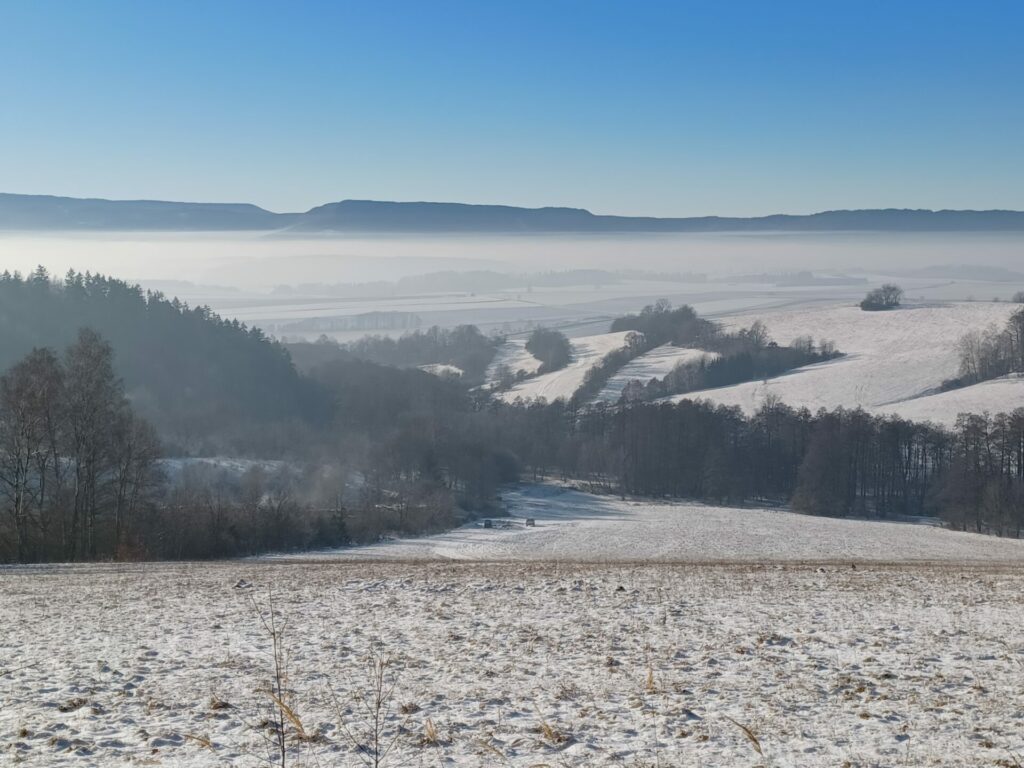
525;328;572;374
860;284;904;311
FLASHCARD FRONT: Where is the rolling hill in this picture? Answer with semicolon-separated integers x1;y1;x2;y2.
4;193;1024;232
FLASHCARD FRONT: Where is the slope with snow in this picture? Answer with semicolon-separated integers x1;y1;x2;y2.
496;331;634;403
295;485;1024;564
873;374;1024;425
484;338;542;383
594;344;717;403
668;301;1024;422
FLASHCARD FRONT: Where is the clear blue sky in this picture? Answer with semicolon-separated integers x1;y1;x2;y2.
1;0;1022;216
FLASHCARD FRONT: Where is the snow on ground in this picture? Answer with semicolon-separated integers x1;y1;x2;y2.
3;559;1023;767
418;363;463;378
496;331;634;403
873;374;1024;426
670;301;1023;419
299;485;1024;564
594;345;717;403
485;338;542;383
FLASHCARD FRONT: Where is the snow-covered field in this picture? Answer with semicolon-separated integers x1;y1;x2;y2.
595;345;717;403
485;338;542;382
299;485;1024;565
672;301;1024;425
4;487;1024;767
873;374;1024;425
3;559;1023;767
496;332;633;403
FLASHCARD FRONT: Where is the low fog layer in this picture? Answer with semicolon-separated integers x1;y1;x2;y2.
4;231;1024;292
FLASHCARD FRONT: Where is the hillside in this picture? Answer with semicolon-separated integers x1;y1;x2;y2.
495;331;633;403
0;193;290;230
0;270;322;450
594;344;717;402
5;193;1024;232
669;301;1024;423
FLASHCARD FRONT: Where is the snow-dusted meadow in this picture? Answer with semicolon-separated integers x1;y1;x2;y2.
3;486;1024;767
3;562;1023;767
594;345;717;403
495;332;633;403
672;301;1024;425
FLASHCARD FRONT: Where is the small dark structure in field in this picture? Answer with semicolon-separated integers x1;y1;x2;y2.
525;518;536;527
482;519;493;529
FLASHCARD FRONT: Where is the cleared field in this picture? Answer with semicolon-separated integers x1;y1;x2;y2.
496;332;633;403
485;338;542;382
593;344;717;403
301;485;1024;564
672;301;1024;423
2;560;1022;767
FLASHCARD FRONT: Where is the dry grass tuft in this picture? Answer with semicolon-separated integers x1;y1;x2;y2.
418;717;441;746
724;715;763;756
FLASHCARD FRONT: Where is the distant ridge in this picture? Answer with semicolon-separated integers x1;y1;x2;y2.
3;193;1024;233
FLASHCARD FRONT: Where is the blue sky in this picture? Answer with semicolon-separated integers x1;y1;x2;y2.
1;0;1022;215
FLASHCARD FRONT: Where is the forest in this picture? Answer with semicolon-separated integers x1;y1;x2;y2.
1;270;1022;563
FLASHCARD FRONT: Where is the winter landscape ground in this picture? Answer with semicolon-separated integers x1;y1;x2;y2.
3;486;1024;768
681;301;1024;425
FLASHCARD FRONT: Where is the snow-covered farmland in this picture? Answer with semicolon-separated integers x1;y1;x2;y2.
3;559;1023;767
496;331;633;403
672;301;1024;424
873;374;1024;425
302;485;1024;564
594;344;717;403
485;338;542;382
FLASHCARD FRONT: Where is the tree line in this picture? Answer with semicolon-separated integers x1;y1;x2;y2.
2;271;1021;562
486;397;1024;536
945;306;1024;389
0;330;160;561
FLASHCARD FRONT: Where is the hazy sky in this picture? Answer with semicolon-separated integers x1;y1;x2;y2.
2;1;1022;216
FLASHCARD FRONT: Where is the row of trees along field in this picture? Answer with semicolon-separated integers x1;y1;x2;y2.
946;306;1024;388
2;270;1023;561
0;330;159;561
576;302;839;405
485;397;1024;536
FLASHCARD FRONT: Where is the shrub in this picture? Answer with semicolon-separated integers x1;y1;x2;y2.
526;328;572;373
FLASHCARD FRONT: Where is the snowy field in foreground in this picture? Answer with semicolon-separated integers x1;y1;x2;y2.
496;332;633;403
2;560;1023;767
672;301;1024;425
594;344;717;403
303;486;1024;564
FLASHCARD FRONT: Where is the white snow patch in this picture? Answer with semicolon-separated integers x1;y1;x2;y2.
485;338;542;382
594;345;717;403
670;301;1021;418
873;374;1024;426
418;363;463;378
496;331;634;403
297;485;1024;564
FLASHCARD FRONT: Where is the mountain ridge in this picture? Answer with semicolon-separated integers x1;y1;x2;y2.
3;193;1024;233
